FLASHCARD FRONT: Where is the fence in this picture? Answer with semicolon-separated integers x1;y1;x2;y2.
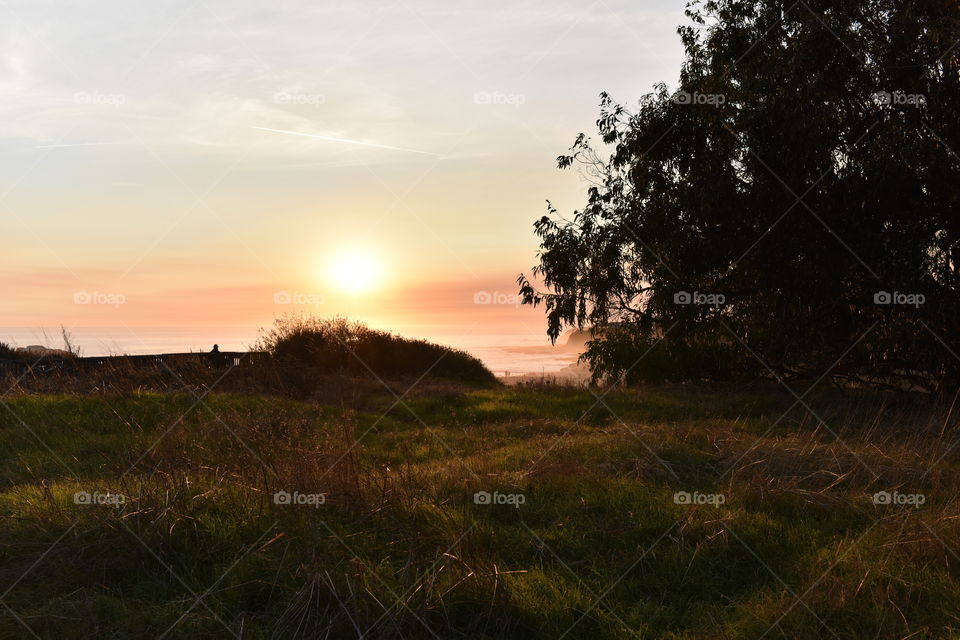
0;352;259;380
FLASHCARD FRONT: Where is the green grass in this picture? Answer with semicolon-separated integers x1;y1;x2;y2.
0;384;957;638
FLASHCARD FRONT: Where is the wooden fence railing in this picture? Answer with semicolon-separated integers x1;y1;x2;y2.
0;352;260;379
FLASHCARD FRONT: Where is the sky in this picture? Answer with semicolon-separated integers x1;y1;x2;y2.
0;0;686;352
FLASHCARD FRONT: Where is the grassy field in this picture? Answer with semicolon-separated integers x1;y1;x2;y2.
0;381;958;638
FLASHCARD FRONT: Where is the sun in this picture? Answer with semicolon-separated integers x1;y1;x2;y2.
327;250;381;293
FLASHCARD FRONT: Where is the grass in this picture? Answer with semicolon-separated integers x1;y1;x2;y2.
0;381;958;638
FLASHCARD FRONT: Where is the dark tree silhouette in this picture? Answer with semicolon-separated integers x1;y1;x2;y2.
519;0;960;390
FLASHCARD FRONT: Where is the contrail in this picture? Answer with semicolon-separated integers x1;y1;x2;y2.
36;142;118;149
249;126;442;157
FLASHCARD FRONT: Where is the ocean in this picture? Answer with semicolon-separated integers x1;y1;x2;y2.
0;326;582;377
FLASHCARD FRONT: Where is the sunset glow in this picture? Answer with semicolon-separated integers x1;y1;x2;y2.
4;2;955;634
0;0;686;354
327;250;381;294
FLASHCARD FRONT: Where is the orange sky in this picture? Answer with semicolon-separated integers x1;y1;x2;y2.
0;0;685;346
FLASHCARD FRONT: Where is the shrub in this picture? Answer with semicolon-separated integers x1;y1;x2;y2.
256;316;497;396
582;323;760;385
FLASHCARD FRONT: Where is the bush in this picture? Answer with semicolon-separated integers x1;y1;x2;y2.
256;316;497;396
0;342;16;359
583;323;760;385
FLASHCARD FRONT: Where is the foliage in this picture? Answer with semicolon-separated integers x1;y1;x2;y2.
519;0;960;390
256;315;497;396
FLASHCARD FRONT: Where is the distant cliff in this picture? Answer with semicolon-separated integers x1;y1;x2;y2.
15;345;74;358
562;329;592;349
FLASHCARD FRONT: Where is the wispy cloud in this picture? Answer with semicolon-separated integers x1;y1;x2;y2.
249;126;443;157
35;142;118;149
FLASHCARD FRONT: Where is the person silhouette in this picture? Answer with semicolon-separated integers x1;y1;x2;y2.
211;344;220;353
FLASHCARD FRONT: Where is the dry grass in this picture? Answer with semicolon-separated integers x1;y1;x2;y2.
0;382;957;638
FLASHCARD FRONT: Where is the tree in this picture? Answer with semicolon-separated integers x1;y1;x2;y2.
519;0;960;390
